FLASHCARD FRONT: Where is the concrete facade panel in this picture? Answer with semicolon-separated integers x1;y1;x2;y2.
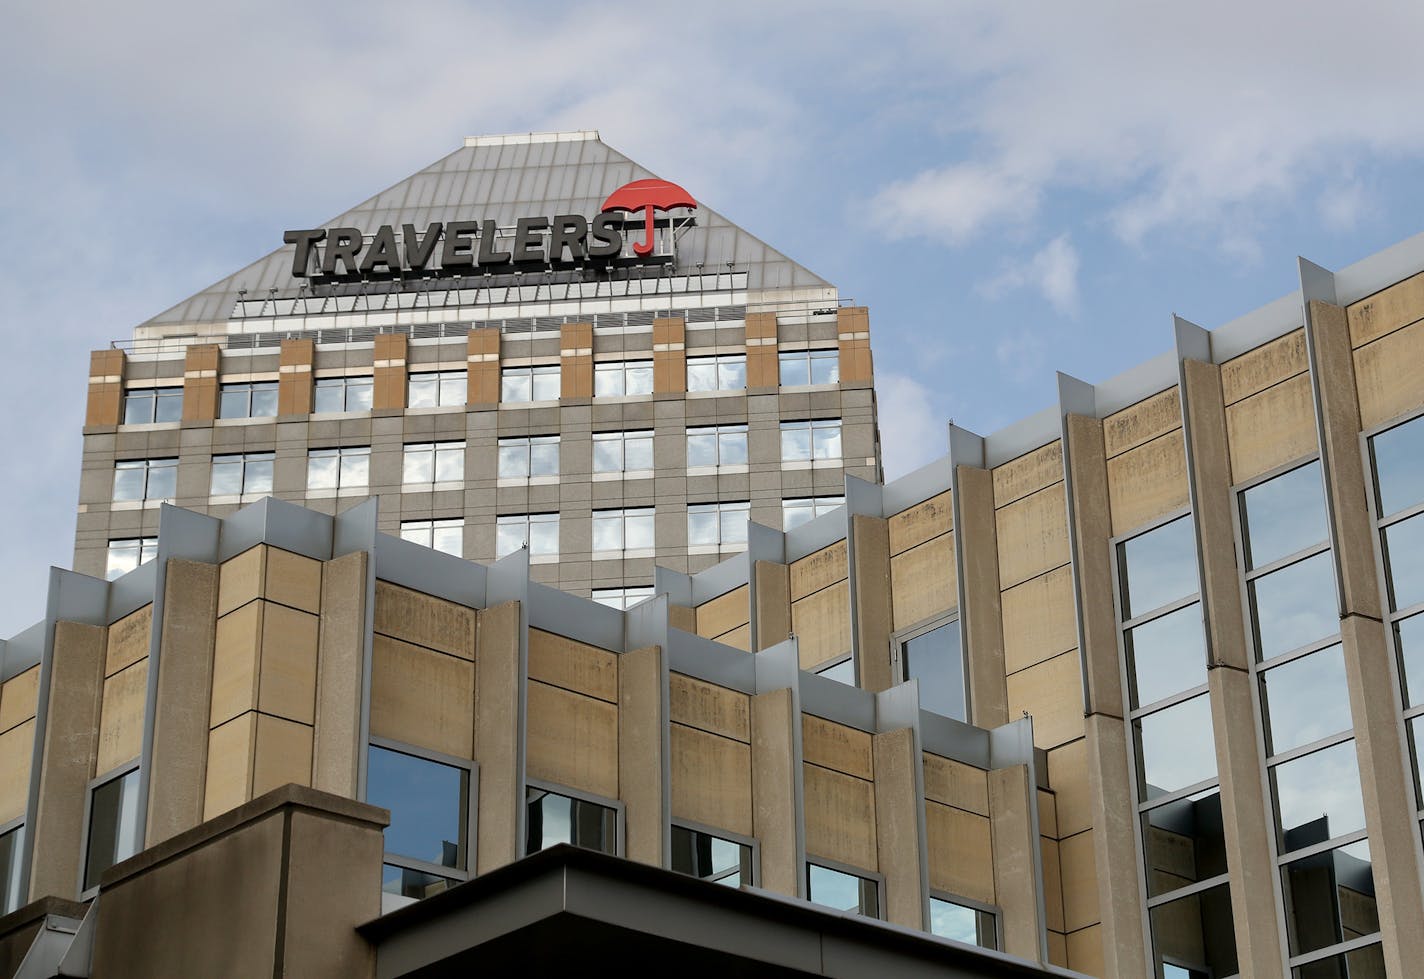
369;634;474;759
925;800;994;906
803;763;877;873
1103;388;1181;458
668;673;750;742
525;680;619;799
994;483;1070;591
669;722;753;837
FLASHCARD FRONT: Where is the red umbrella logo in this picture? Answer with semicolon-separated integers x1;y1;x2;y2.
601;178;697;257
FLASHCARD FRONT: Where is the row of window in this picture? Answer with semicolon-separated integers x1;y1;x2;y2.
119;350;844;424
108;422;846;503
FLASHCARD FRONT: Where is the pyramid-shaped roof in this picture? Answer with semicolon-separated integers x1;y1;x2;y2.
141;131;833;330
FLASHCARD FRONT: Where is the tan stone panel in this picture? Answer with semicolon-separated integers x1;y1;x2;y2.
1103;388;1182;458
257;604;319;725
695;585;750;641
1059;829;1101;932
97;659;148;775
1225;372;1317;484
668;604;696;634
717;624;752;651
1041;836;1065;932
211;601;261;726
0;719;34;824
1347;270;1424;348
373;581;476;660
789;540;848;601
992;442;1064;508
528;629;618;704
1006;649;1084;750
751;688;798;897
251;714;313;796
1047;739;1091;838
1355;319;1424;430
669;674;750;742
890;533;957;630
264;547;322;615
669;723;753;837
1220;329;1308;405
218;546;265;618
791;579;852;668
803;763;878;872
802;715;873;779
921;753;989;816
106;604;152;677
526;681;619;799
1001;565;1077;675
925;800;994;905
369;635;473;758
887;491;953;555
995;483;1070;590
203;715;253;820
1106;429;1190;536
1047;930;1068;969
0;666;39;734
1067;924;1105;977
1038;789;1059;838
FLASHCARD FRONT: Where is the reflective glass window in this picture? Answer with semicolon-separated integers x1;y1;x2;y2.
1408;715;1424;805
1260;644;1352;755
367;745;468;872
1135;694;1216;800
209;452;274;497
382;864;457;902
1147;883;1237;979
1125;602;1207;708
0;827;23;915
1292;943;1385;979
525;788;616;855
593;431;653;473
497;436;559;478
1273;741;1366;850
901;622;965;721
1250;551;1338;660
590;586;655;610
314;376;373;413
1396;612;1424;709
807;863;879;917
783;496;845;531
399;519;463;557
928;896;997;949
686;355;745;392
1281;839;1377;957
495;513;559;559
594;360;653;397
105;538;157;580
816;657;855;686
686;425;747;468
407;370;466;408
1241;462;1328;570
306;447;369;491
1142;788;1226;898
1119;516;1198;618
670;826;752;886
592;508;654;553
123;387;182;424
687;502;749;547
219;381;277;419
1370;415;1424;518
780;420;842;462
402;442;464;485
112;458;177;503
1383;512;1424;611
501;365;560;403
85;769;140;890
778;349;840;387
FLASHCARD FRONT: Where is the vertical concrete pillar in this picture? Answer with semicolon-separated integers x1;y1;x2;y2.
618;645;666;867
990;763;1046;962
745;312;780;389
181;344;221;423
851;514;895;693
1063;412;1148;979
474;600;522;873
873;727;925;929
146;559;219;846
559;322;593;399
313;551;367;798
750;687;800;897
466;327;501;406
1307;299;1424;975
753;561;791;651
1180;357;1287;975
653;318;686;395
836;307;873;383
29;622;105;901
372;333;407;410
86;349;126;427
278;339;314;416
956;466;1008;729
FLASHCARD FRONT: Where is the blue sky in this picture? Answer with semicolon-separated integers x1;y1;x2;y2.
2;0;1423;635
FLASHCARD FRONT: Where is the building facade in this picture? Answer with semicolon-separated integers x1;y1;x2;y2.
75;131;881;603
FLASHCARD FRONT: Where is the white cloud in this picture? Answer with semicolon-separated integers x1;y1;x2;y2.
872;163;1037;245
993;330;1048;387
981;234;1080;314
875;373;944;480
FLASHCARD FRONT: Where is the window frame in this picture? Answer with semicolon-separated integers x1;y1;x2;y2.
367;735;478;891
592;429;655;478
685;424;749;472
523;778;624;858
500;364;561;404
0;817;24;916
494;512;560;561
928;889;1001;951
670;818;760;888
686;500;751;552
111;457;178;505
782;495;846;531
590;586;655;610
406;369;467;409
496;435;560;482
398;518;464;557
685;354;747;393
777;348;840;388
591;507;656;558
79;759;141;900
804;856;884;919
312;375;375;415
218;380;278;420
105;537;158;580
593;359;654;398
306;445;371;494
121;386;183;426
779;418;843;463
209;451;275;499
402;441;465;488
890;611;967;722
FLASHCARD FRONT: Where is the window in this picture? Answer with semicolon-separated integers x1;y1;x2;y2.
501;365;560;403
209;452;274;497
366;742;472;902
84;767;140;892
219;381;278;419
686;425;747;469
313;375;373;413
594;360;653;397
686;354;745;392
687;501;749;549
780;419;842;462
671;826;753;886
403;442;464;486
806;863;879;917
400;519;463;557
591;586;655;610
407;370;466;408
815;656;855;686
526;786;617;855
593;430;654;475
592;507;655;555
1280;839;1379;967
0;825;23;915
112;458;177;503
783;496;845;531
929;895;998;950
496;513;559;559
307;446;370;492
897;618;966;721
778;349;839;387
122;387;182;424
497;436;559;479
105;538;157;580
1148;883;1237;979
